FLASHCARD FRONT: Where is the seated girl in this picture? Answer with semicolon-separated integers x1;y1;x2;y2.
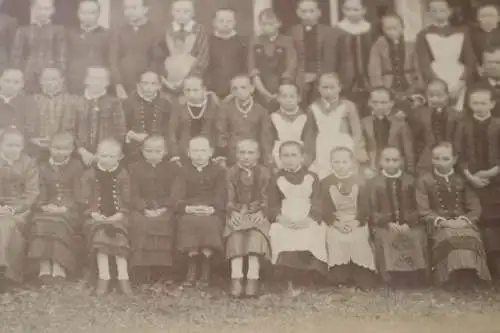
322;146;377;290
416;142;491;287
268;140;327;296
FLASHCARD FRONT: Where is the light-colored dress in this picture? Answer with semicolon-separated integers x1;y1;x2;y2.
309;102;355;179
425;33;466;109
326;184;376;271
162;28;197;88
269;174;327;264
271;112;307;169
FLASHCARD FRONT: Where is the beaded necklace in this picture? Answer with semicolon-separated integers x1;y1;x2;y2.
236;98;254;119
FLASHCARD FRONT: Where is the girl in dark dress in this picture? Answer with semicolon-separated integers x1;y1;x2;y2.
79;139;133;296
29;133;83;283
170;136;226;288
129;136;179;283
225;139;271;298
456;85;500;280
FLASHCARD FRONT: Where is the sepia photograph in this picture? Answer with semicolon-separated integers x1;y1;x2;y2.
0;0;500;332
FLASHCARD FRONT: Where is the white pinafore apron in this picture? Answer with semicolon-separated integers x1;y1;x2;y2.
271;113;307;169
425;33;466;110
326;184;376;271
269;174;327;264
308;102;355;179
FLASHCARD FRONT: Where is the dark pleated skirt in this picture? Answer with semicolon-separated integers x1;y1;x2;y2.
28;211;80;274
176;214;223;253
372;226;428;282
131;212;174;268
432;226;491;284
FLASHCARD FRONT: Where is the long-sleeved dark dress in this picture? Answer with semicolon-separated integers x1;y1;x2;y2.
10;23;66;92
411;106;462;174
75;94;126;154
361;113;414;173
170;162;226;253
168;93;220;160
0;93;39;137
28;158;83;275
216;97;272;165
225;164;271;260
123;92;172;163
369;173;427;282
66;26;110;94
79;165;131;258
416;171;491;283
110;22;158;94
206;34;247;98
455;116;500;255
0;154;39;282
129;158;179;268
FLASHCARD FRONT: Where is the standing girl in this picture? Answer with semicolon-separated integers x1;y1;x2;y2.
304;73;367;179
270;83;308;171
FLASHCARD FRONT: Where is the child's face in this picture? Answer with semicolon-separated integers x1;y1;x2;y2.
318;76;341;101
342;0;366;23
429;1;451;24
183;78;205;104
469;91;495;118
78;1;100;27
40;68;63;94
231;77;254;101
236;141;260;168
142;140;166;164
426;82;448;108
297;0;321;26
1;133;23;160
331;150;354;178
172;0;194;25
382;16;403;40
478;6;499;31
96;145;122;169
188;138;213;166
0;70;24;96
369;90;394;117
380;148;402;175
50;139;73;162
259;16;280;37
31;0;55;22
277;85;300;110
483;51;500;78
85;68;110;93
432;146;455;174
213;10;236;34
279;145;303;170
124;0;148;24
138;72;161;98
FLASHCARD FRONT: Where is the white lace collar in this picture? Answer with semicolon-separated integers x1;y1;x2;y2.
172;20;195;33
434;168;454;181
382;169;402;179
84;89;107;101
214;30;237;39
337;19;371;35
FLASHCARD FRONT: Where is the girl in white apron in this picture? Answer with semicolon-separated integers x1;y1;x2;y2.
321;146;377;289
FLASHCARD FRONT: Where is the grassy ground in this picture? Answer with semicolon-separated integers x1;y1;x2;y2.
2;280;500;333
